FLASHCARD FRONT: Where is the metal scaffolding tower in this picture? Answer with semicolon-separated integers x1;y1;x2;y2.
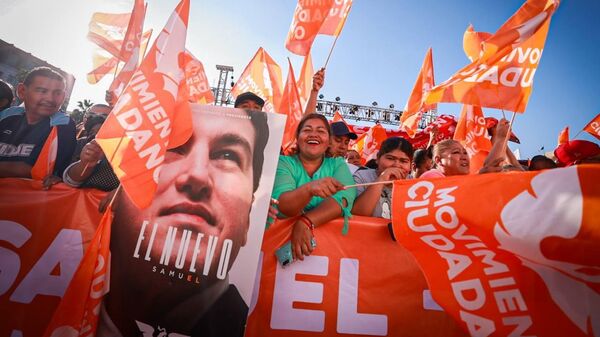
214;64;234;106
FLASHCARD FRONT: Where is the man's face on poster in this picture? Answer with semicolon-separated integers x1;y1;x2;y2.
115;108;257;281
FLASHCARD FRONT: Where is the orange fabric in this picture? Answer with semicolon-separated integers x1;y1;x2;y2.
0;179;106;337
462;24;491;62
285;0;335;56
558;126;569;145
231;47;283;113
182;50;215;105
87;12;131;59
401;48;436;137
351;124;387;165
318;0;352;36
95;0;192;209
391;165;600;337
108;29;152;97
426;0;559;112
117;0;146;61
43;206;113;337
245;217;466;337
453;105;492;173
583;113;600;141
279;60;303;152
332;110;345;122
87;50;118;84
296;52;314;111
30;126;58;180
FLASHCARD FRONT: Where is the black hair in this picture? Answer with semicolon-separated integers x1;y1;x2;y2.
23;67;65;87
244;109;270;193
295;113;331;139
413;148;432;167
84;115;106;134
529;155;557;171
0;79;13;110
377;137;414;160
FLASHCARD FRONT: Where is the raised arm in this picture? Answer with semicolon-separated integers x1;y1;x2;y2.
304;68;325;115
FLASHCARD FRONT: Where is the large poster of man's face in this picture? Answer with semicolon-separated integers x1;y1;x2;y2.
103;104;285;337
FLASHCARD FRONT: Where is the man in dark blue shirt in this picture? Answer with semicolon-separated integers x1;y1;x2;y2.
0;67;76;186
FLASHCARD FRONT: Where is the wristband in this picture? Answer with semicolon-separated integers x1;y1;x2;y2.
299;214;315;233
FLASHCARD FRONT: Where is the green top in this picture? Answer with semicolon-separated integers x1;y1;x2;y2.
272;155;356;233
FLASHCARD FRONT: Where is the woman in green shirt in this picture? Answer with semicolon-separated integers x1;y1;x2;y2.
272;114;356;262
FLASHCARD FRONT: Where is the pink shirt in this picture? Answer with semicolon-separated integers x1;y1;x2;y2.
419;168;446;179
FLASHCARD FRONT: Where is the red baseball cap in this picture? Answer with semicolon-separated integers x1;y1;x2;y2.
554;140;600;166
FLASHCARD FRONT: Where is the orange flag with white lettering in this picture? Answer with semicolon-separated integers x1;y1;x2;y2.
42;205;113;337
558;126;569;145
352;124;387;165
87;50;118;84
426;0;560;112
30;127;58;180
297;52;314;111
108;29;152;96
95;0;192;209
182;50;215;105
318;0;352;36
87;12;131;59
391;166;600;337
279;59;303;151
231;47;283;113
453;105;492;173
285;0;335;56
583;113;600;141
463;24;491;62
401;48;436;137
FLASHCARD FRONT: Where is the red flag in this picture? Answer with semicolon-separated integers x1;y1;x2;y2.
42;206;113;337
463;24;492;62
351;124;387;165
454;105;492;173
426;0;560;112
296;52;314;111
182;50;215;104
401;48;436;137
95;0;192;209
318;0;352;36
285;0;335;56
30;127;58;180
231;47;283;113
87;12;131;58
558;126;569;145
279;60;303;151
583;113;600;141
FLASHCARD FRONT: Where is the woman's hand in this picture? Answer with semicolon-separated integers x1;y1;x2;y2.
312;68;325;92
291;220;314;261
307;177;343;198
80;140;104;166
378;167;407;182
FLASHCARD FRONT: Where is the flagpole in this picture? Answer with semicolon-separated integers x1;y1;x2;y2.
344;180;394;189
323;34;340;69
572;129;584;140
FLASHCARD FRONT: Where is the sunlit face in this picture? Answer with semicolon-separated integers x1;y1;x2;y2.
436;142;470;176
377;149;411;177
18;76;65;119
346;150;361;166
329;135;351;157
236;99;263;111
297;118;330;160
114;109;256;282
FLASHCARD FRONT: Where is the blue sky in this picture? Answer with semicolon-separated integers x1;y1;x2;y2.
1;0;598;158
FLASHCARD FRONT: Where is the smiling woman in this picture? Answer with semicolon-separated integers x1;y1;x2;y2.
271;113;356;262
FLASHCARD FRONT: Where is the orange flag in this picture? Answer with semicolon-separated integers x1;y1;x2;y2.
558;126;569;145
231;47;283;113
426;0;560;112
87;12;131;58
30;127;58;180
87;50;119;84
351;123;387;165
463;24;491;62
296;52;314;111
95;0;192;209
285;0;335;56
42;206;113;337
391;166;600;337
279;59;303;151
401;47;436;137
182;50;215;105
318;0;353;36
108;29;152;96
332;110;346;123
583;113;600;141
454;105;492;173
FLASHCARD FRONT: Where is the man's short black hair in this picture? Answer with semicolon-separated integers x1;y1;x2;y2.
84;115;107;134
244;109;269;193
0;79;13;110
23;67;65;87
234;92;265;109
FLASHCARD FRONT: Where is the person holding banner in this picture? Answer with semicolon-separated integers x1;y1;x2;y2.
272;113;356;261
100;106;271;337
352;137;414;218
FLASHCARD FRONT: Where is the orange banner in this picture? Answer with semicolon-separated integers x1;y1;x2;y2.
0;179;106;337
279;59;303;151
87;12;131;59
351;124;388;165
426;0;559;112
246;216;466;337
453;105;492;173
558;126;569;145
318;0;352;36
87;50;119;84
297;52;314;111
583;113;600;141
285;0;335;56
391;166;600;337
182;50;215;105
463;24;491;62
231;47;284;113
401;48;436;137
